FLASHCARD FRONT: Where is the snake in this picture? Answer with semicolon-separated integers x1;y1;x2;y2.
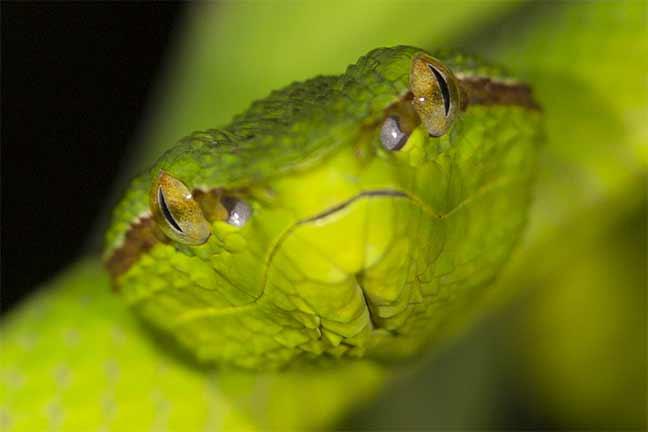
0;46;541;430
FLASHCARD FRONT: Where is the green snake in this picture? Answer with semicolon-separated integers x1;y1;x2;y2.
1;46;541;430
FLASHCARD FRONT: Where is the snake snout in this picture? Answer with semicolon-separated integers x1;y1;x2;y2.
265;190;443;343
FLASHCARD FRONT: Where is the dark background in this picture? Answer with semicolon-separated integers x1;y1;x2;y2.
1;3;185;312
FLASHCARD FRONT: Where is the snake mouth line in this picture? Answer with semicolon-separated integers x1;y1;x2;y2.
298;189;408;223
261;188;413;300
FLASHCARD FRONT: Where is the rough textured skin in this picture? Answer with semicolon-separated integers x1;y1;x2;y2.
1;46;541;430
106;47;540;369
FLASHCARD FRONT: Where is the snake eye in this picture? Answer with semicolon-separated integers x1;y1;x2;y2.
150;171;211;245
380;116;409;151
221;197;252;227
410;53;461;137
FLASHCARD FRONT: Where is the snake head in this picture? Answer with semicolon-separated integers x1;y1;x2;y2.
104;46;541;369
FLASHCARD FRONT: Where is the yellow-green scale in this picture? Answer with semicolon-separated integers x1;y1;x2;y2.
118;102;539;369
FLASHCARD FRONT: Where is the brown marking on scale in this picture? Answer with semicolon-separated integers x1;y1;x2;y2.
457;76;541;111
105;216;168;286
105;188;230;286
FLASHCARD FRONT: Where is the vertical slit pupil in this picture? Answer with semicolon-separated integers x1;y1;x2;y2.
428;64;451;116
158;187;183;233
